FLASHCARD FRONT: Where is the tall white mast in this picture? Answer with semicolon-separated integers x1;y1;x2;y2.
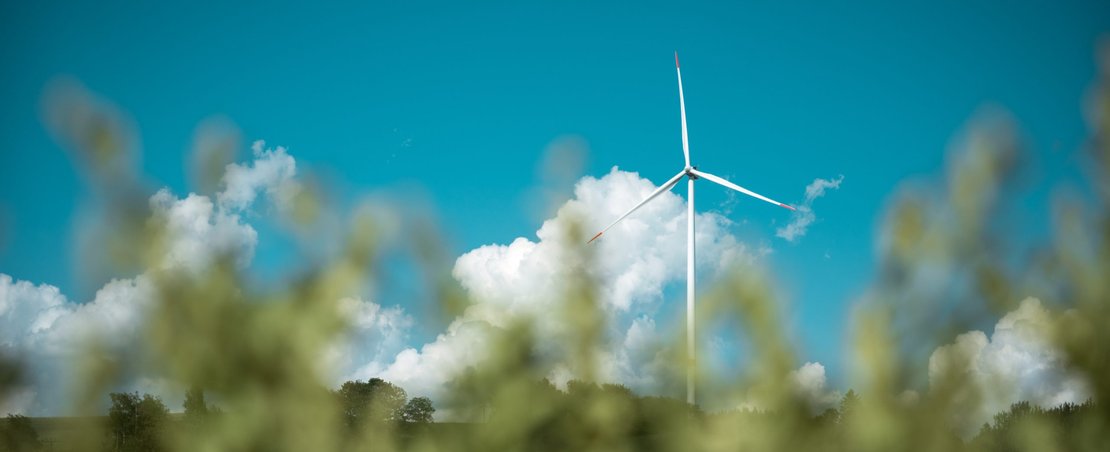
686;175;696;404
678;51;696;405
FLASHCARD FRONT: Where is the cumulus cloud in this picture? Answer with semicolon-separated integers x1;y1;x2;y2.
928;297;1089;434
148;190;258;272
328;297;414;381
0;273;156;413
0;274;70;351
0;274;155;357
456;168;754;314
147;140;301;273
790;362;842;413
0;143;408;415
731;361;841;413
776;175;843;242
217;140;299;212
378;321;494;398
374;167;761;400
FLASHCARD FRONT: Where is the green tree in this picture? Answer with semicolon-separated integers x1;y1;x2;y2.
108;392;168;452
971;400;1098;451
183;386;221;431
0;414;42;451
401;397;436;423
838;390;858;424
183;386;208;420
565;380;597;399
336;378;408;427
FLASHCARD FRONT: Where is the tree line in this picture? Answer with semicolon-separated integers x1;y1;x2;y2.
0;378;434;452
0;382;1099;451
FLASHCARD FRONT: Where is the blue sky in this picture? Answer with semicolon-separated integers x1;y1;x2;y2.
2;1;1108;391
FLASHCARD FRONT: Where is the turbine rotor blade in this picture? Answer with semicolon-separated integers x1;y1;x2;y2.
691;169;796;211
676;52;691;167
588;170;688;243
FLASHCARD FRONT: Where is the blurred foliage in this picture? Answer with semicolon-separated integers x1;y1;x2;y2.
1;414;42;452
1;42;1109;452
182;386;221;433
0;355;22;407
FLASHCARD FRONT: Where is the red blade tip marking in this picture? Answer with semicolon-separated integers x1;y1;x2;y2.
674;52;680;68
780;203;797;211
587;231;603;244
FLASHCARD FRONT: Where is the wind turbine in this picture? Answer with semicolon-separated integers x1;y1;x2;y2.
588;52;796;405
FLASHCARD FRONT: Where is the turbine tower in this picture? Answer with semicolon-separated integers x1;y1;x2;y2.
588;53;796;405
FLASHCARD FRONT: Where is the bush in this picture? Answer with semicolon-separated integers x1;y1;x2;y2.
0;414;41;452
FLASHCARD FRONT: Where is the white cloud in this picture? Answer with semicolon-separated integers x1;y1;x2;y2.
327;297;414;382
375;167;760;401
149;190;258;272
0;274;70;350
0;144;411;415
216;140;299;212
732;361;841;413
0;273;156;414
455;168;754;314
147;140;309;274
928;297;1089;434
790;361;842;413
776;175;843;242
0;274;155;358
377;320;493;399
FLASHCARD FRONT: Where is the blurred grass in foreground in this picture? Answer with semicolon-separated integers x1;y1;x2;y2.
3;45;1110;451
